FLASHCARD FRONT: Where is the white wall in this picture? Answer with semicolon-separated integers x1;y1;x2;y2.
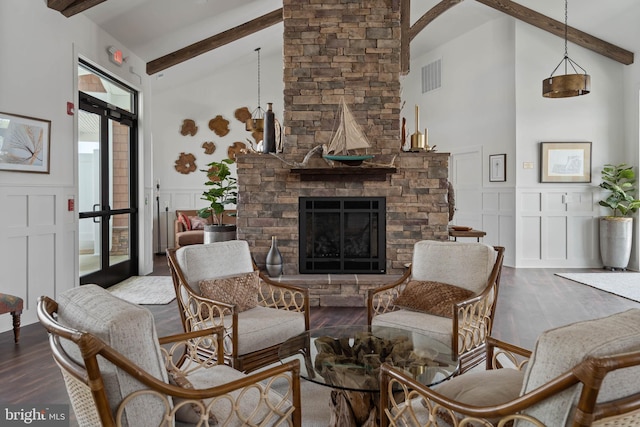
620;8;640;271
405;14;635;268
514;20;628;268
0;0;153;332
404;17;517;266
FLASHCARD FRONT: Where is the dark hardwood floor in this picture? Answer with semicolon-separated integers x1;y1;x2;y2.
1;255;638;426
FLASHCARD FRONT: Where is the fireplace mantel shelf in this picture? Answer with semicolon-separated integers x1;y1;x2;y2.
290;167;396;181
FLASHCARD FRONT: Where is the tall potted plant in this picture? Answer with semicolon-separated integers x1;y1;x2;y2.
598;163;640;270
198;159;238;243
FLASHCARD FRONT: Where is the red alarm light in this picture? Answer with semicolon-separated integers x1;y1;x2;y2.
113;50;123;65
107;46;124;66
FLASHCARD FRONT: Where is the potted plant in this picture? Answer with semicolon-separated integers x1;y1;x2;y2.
198;159;238;243
598;163;640;270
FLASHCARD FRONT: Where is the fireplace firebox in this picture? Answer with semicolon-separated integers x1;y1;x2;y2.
299;197;386;274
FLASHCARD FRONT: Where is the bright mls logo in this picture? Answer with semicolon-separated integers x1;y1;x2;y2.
2;405;68;426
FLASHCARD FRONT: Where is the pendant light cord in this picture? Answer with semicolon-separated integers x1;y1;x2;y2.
255;47;261;110
564;0;568;74
547;0;587;77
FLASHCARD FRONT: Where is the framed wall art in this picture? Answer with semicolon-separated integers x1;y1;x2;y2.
540;141;591;183
0;112;51;173
489;153;506;182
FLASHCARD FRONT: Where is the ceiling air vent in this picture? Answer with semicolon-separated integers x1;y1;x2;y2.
421;59;441;93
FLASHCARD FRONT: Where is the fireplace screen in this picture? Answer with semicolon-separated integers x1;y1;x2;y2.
299;197;385;274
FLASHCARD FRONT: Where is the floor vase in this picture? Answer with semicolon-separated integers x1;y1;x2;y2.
266;236;283;277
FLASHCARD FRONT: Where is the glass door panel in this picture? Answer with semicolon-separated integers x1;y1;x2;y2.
79;216;102;276
109;213;131;267
78;108;103;277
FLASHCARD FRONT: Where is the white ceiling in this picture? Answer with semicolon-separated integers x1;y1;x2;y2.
80;0;638;92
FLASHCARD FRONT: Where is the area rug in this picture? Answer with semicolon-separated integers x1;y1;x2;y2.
107;276;176;305
555;272;640;303
279;379;332;426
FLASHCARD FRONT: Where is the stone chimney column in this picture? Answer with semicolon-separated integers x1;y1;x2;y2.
282;0;402;158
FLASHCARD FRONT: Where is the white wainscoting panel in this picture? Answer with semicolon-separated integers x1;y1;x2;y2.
28;232;56;311
543;216;568;259
499;214;515;266
521;192;541;212
480;189;516;266
568;215;599;261
0;186;77;333
521;216;542;260
516;186;600;267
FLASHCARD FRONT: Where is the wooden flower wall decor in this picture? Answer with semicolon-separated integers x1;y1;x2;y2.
173;110;258;174
208;115;230;137
227;142;247;161
180;119;198;136
234;106;263;145
202;141;216;154
234;107;251;124
174;152;197;174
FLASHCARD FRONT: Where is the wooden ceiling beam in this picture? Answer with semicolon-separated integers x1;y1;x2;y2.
400;0;411;75
146;8;283;75
474;0;633;65
409;0;464;42
47;0;107;18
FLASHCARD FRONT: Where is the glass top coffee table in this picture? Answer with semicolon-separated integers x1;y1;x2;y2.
278;324;459;393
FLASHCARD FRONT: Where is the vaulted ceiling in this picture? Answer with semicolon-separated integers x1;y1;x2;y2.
48;0;637;91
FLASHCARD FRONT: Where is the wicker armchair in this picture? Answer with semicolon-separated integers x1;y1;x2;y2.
368;241;505;374
380;308;640;427
37;285;302;427
167;241;310;373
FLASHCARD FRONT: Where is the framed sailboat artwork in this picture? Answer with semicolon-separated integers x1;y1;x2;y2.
323;98;374;166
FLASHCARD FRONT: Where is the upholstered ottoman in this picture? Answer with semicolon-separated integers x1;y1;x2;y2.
0;293;24;343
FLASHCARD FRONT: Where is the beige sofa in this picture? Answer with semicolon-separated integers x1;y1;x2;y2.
174;209;236;248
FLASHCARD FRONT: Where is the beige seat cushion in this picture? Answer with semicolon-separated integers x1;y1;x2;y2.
185;364;291;427
519;308;640;426
197;306;307;356
398;368;524;426
434;368;524;406
175;241;255;294
372;309;452;347
411;241;497;295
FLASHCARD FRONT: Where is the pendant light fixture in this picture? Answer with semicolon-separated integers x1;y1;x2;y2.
246;47;265;131
542;0;590;98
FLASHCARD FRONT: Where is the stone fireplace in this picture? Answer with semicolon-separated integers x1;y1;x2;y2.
235;0;449;282
236;152;449;276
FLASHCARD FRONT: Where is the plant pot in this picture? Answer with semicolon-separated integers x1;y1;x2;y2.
203;224;237;244
599;216;633;270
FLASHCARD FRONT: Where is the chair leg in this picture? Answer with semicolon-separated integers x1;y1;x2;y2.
11;310;21;343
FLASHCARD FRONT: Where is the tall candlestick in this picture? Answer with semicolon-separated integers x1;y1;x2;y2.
410;105;425;151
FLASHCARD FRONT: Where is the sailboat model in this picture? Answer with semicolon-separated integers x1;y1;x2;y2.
323;98;374;166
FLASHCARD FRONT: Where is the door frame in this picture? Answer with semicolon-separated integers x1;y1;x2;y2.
77;64;139;287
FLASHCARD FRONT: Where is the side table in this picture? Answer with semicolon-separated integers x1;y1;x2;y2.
448;228;486;242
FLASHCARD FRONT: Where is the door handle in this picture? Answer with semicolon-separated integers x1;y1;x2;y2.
92;204;101;223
